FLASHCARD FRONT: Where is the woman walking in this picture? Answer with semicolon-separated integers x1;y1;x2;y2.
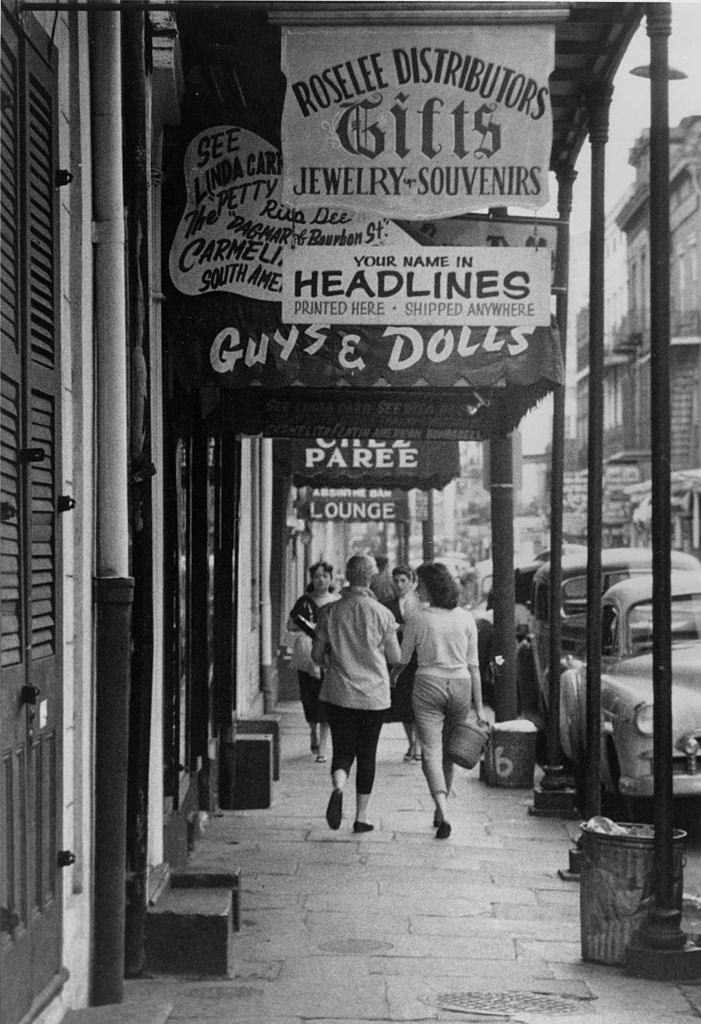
288;561;339;762
312;554;400;832
391;562;488;839
384;564;421;762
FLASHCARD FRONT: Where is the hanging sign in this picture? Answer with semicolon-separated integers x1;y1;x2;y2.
167;126;416;301
280;24;555;218
282;245;550;327
298;487;410;523
277;438;461;489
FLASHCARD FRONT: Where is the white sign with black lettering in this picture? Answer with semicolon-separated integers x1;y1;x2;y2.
282;245;550;327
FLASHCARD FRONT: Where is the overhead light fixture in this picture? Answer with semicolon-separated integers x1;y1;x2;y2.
630;64;687;80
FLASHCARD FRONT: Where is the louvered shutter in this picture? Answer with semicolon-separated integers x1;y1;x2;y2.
1;10;62;1021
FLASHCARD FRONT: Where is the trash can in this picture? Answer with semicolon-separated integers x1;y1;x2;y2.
484;719;537;788
580;821;686;965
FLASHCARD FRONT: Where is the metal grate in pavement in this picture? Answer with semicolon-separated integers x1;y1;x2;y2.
434;991;587;1016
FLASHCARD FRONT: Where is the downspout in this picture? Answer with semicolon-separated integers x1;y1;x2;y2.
260;439;274;711
122;9;155;979
90;4;134;1006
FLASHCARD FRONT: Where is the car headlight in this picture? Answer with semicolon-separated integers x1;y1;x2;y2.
634;702;654;736
678;734;699;757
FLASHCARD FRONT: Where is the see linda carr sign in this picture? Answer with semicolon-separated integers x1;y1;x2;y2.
280;24;555;218
281;245;550;328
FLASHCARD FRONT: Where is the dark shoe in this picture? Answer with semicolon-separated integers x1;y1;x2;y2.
433;810;442;828
315;754;327;763
325;789;343;830
435;820;452;840
353;821;374;833
403;749;414;762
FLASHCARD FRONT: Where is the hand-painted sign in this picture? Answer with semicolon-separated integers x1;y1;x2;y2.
280;25;554;217
168;126;415;301
282;245;551;326
276;438;461;489
298;487;410;523
205;317;559;386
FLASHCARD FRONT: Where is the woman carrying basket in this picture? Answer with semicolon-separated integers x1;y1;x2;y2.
390;561;488;839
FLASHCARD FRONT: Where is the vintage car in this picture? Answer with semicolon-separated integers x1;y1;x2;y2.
559;570;701;803
516;546;701;728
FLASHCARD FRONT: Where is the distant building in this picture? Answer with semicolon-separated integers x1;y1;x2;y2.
574;116;701;554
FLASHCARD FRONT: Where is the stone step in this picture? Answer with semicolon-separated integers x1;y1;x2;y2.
63;1001;172;1024
146;886;234;977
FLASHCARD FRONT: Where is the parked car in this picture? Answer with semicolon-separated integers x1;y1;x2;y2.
516;547;701;731
559;570;701;806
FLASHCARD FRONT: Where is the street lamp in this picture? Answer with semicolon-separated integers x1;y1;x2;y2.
625;4;701;980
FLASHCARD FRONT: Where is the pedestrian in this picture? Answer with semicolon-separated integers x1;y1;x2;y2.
391;561;488;839
287;560;339;762
369;553;395;604
384;564;422;762
311;553;401;833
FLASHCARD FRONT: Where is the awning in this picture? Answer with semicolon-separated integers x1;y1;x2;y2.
274;438;460;490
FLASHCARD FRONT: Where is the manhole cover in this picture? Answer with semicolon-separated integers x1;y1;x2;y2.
434;992;585;1016
319;938;393;955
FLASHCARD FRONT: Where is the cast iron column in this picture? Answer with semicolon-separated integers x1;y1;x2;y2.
583;82;612;820
538;162;578;806
633;1;685;956
490;435;518;723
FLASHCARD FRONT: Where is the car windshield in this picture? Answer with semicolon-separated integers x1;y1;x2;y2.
628;593;701;655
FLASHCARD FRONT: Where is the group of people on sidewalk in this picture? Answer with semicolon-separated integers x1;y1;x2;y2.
287;553;488;840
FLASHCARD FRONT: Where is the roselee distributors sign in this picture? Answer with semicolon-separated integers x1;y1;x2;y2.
282;245;551;327
280;25;555;218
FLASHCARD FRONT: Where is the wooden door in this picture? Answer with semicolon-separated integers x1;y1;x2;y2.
1;11;63;1023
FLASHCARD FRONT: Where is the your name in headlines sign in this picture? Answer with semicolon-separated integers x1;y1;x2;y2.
282;246;551;327
281;25;555;218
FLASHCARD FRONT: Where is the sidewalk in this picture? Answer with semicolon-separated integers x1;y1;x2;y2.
116;703;701;1023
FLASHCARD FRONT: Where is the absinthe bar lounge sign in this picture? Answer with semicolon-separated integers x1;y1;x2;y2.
281;24;554;218
299;489;410;524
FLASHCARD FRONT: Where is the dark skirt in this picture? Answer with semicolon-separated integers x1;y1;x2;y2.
298;671;328;724
385;667;415;724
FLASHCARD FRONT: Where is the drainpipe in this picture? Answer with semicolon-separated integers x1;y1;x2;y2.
583;82;612;821
122;9;154;979
261;439;274;711
91;5;134;1006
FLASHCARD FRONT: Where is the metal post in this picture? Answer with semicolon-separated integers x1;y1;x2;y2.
536;162;578;812
627;3;691;971
583;82;613;820
489;435;518;723
422;490;435;562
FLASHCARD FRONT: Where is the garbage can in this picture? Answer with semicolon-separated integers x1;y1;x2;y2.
580;822;686;965
484;719;537;788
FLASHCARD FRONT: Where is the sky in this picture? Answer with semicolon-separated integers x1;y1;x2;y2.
520;0;701;455
570;0;701;237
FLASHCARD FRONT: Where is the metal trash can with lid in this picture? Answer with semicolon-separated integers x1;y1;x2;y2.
580;820;686;965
